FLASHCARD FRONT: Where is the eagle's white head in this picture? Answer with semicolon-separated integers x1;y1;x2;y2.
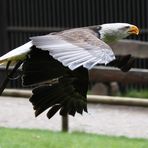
99;23;139;43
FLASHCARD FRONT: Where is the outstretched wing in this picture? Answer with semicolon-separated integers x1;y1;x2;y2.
30;28;115;70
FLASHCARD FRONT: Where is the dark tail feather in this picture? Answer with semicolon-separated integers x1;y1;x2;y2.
47;105;61;119
30;77;87;119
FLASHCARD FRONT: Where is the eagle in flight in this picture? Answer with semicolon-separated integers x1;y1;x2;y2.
0;23;139;119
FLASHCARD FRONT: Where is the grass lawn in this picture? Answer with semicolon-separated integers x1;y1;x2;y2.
0;128;148;148
122;89;148;99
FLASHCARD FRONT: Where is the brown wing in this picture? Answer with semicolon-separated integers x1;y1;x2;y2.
30;28;115;70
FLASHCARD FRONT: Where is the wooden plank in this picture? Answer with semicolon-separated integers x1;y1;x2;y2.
2;89;31;98
110;40;148;58
88;95;148;107
89;66;148;84
2;89;148;107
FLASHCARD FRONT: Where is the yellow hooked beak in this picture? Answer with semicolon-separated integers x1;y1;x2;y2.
128;25;139;35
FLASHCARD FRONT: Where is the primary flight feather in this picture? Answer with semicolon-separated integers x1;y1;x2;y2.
0;23;139;119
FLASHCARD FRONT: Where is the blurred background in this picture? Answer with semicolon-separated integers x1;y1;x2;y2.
0;0;148;94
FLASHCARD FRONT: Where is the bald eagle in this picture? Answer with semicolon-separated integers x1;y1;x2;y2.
0;23;139;119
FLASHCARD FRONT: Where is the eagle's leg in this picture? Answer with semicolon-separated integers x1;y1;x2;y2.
0;60;23;95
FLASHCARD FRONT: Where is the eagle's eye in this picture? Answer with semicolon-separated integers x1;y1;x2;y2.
119;26;130;32
124;26;130;29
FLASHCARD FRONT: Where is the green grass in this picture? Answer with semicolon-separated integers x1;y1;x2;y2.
0;128;148;148
122;89;148;99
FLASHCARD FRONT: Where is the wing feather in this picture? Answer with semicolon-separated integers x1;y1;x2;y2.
31;30;115;70
0;41;32;64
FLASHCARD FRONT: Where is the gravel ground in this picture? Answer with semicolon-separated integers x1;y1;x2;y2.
0;96;148;139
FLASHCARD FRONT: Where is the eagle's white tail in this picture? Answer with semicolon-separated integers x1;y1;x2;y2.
0;41;33;65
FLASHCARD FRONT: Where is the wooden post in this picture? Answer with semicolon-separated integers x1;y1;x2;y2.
61;115;68;132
